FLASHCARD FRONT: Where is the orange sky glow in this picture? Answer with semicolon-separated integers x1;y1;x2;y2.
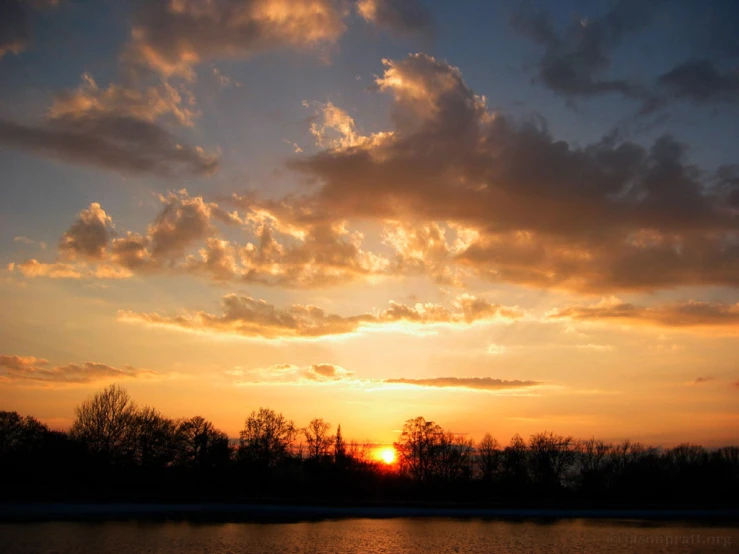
0;0;738;451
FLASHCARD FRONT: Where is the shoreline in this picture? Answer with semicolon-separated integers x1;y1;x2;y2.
2;503;738;523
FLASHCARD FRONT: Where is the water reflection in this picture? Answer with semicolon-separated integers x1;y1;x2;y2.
1;518;736;553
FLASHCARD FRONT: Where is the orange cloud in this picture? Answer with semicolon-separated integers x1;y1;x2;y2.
0;353;155;386
383;377;542;391
226;363;542;393
357;0;431;36
118;292;523;339
547;297;739;334
124;0;349;79
286;53;739;293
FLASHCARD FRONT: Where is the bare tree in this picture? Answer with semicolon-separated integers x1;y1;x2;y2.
577;437;611;492
394;416;443;483
130;406;177;467
70;384;136;457
239;407;296;468
529;431;576;489
0;411;51;454
436;431;475;481
477;433;500;481
175;415;230;469
502;433;529;485
303;418;333;460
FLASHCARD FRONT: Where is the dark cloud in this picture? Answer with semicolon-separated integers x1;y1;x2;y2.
0;0;58;58
357;0;432;36
118;292;522;339
384;377;541;391
0;353;155;385
691;376;715;385
0;114;218;177
510;0;662;99
0;74;218;176
657;59;739;105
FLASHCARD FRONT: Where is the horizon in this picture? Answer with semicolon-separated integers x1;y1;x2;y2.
1;0;739;450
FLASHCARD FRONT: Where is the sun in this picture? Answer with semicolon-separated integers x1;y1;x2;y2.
377;447;397;465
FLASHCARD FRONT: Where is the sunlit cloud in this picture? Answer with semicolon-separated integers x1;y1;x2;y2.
118;292;524;340
357;0;431;37
382;377;542;392
124;0;349;79
0;353;156;387
287;53;739;293
547;297;739;335
226;363;544;394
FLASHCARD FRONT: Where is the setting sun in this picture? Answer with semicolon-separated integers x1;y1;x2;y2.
376;447;397;465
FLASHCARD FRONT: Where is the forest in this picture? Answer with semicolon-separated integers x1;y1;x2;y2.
1;385;737;507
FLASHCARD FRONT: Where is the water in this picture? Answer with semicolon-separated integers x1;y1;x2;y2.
1;519;737;553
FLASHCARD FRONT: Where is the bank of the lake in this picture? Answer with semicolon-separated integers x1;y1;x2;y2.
1;502;738;523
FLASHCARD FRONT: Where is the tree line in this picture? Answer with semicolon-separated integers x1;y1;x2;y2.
1;384;737;506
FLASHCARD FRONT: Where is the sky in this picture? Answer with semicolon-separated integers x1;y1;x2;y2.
0;0;738;448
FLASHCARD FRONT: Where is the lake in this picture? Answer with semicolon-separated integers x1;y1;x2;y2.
1;518;736;553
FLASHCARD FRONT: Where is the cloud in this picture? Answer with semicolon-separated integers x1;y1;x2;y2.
383;377;542;391
15;190;391;287
357;0;431;36
13;236;46;249
16;51;739;293
547;297;739;334
288;53;739;292
691;376;715;385
510;0;662;100
59;203;113;260
0;353;155;386
227;363;542;393
0;74;218;176
657;59;739;106
124;0;349;79
119;292;523;339
9;259;130;280
0;0;58;58
230;362;355;385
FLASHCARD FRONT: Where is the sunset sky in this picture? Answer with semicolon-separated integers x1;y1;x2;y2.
1;0;738;448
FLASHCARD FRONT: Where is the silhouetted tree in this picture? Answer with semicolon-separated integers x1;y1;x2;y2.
303;418;333;460
578;437;610;493
395;416;443;483
435;431;475;481
175;416;230;469
529;431;576;491
477;433;500;481
70;384;136;459
129;406;177;468
239;408;296;469
334;424;347;466
501;433;529;488
0;411;54;455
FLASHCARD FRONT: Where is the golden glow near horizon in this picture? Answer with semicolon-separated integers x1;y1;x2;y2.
0;0;738;451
